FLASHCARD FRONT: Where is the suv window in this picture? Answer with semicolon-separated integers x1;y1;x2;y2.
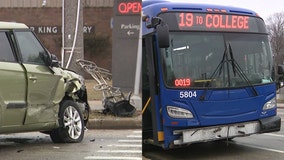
0;31;16;62
15;31;45;64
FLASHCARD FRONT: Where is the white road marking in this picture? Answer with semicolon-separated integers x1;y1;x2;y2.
84;156;142;160
133;131;142;134
118;139;142;143
234;142;284;154
89;130;142;160
97;150;142;153
277;111;284;115
127;135;142;138
229;138;284;154
263;133;284;138
107;144;141;147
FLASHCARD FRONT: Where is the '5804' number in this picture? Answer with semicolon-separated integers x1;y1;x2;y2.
179;91;197;98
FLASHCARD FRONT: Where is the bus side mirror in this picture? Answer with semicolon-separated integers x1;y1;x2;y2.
278;65;284;74
145;17;170;48
277;65;284;88
157;23;170;48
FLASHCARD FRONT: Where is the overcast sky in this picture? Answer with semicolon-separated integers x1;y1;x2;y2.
175;0;284;21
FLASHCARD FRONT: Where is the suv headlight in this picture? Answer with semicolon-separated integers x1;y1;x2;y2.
167;106;193;119
78;75;85;85
263;97;276;110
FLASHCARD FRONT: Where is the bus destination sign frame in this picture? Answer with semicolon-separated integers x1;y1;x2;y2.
159;12;266;33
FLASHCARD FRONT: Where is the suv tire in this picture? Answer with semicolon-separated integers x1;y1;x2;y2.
50;100;84;143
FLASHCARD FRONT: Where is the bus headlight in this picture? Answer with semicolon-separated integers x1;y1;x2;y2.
167;106;193;119
263;98;276;111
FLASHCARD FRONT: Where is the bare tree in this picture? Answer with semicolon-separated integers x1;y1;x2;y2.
266;12;284;56
266;12;284;98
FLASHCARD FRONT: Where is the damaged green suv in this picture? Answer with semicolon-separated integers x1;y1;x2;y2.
0;21;90;143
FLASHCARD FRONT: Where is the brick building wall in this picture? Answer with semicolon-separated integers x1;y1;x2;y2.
0;5;113;71
0;0;114;8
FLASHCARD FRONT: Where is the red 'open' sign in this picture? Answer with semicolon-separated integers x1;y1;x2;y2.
117;1;141;15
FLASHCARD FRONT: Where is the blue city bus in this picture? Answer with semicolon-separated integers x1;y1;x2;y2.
142;0;281;149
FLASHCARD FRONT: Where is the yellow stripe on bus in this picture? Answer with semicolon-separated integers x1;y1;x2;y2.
158;131;164;141
142;97;151;114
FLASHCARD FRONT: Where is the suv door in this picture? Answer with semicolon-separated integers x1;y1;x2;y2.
0;31;27;126
14;30;61;124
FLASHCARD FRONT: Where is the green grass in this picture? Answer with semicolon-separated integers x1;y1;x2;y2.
85;79;105;100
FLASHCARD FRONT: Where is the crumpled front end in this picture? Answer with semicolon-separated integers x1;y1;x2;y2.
52;67;90;125
63;69;85;94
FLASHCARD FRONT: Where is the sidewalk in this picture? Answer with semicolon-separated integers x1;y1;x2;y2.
277;93;284;108
277;102;284;108
86;100;142;129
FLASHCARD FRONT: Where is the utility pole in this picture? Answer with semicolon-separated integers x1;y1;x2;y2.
62;0;84;73
130;15;142;110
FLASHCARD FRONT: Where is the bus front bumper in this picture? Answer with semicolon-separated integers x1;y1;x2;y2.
173;116;281;145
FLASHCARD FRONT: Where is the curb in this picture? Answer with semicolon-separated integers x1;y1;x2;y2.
86;100;142;129
86;109;142;130
87;116;142;129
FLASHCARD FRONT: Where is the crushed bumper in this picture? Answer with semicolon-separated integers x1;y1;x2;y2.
173;116;281;145
259;116;281;133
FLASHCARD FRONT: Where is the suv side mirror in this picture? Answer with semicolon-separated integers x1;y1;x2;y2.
51;54;60;67
40;51;52;66
40;50;60;67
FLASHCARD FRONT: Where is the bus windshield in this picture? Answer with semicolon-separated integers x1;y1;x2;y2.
161;32;273;88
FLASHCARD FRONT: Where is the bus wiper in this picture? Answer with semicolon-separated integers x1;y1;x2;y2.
199;44;258;101
227;44;258;96
199;45;228;100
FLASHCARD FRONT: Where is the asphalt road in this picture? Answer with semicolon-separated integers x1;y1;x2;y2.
0;129;142;160
142;108;284;160
1;110;283;160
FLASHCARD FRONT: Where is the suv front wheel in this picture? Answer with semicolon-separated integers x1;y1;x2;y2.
50;100;84;143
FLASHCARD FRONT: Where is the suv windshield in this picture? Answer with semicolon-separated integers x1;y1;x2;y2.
161;32;273;88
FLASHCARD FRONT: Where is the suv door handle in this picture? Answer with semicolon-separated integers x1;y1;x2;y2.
29;75;37;83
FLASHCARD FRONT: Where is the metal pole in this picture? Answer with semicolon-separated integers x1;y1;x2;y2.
66;0;81;69
63;0;84;73
130;15;142;110
61;0;65;67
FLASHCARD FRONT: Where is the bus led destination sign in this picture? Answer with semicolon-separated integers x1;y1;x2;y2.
178;13;249;30
179;13;249;30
